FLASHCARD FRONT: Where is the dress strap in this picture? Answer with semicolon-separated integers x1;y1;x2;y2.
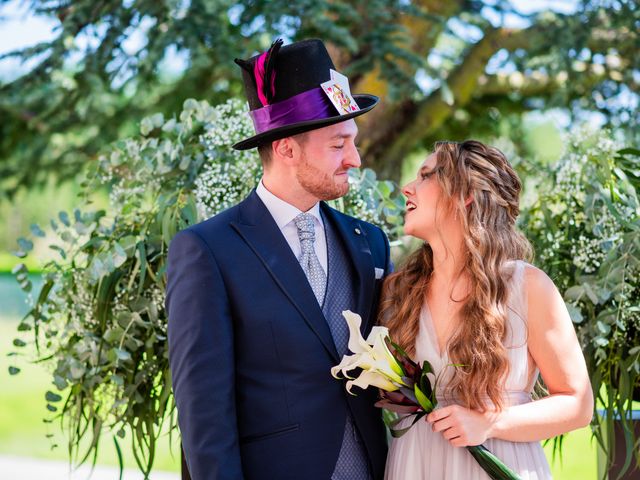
506;260;527;319
503;260;529;350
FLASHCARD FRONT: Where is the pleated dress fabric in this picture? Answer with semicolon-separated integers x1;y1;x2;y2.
385;260;553;479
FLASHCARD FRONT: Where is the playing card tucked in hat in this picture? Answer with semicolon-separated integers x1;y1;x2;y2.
232;38;379;150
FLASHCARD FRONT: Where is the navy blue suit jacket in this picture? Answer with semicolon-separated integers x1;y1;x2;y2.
166;190;392;480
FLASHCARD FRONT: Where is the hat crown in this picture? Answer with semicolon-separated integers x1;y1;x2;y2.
232;38;378;150
239;39;336;110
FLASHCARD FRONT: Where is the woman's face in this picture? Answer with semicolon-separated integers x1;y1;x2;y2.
401;153;449;241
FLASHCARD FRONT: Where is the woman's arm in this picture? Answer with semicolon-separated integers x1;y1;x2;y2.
427;264;594;446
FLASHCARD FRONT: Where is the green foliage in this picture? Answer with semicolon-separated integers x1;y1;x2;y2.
333;168;405;241
10;99;218;476
522;129;640;478
0;0;422;194
2;1;638;193
10;98;404;477
0;318;182;472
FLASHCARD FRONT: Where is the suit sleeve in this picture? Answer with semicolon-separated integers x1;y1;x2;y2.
166;229;244;480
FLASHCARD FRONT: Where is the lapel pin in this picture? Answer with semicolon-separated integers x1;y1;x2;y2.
354;227;361;235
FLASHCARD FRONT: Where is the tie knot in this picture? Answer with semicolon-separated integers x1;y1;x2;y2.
294;213;316;244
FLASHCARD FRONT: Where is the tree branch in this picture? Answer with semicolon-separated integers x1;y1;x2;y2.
361;25;504;178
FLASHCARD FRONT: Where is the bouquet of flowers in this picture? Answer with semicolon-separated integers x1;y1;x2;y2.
331;311;521;480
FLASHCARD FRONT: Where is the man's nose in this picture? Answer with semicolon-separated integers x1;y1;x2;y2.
344;142;361;169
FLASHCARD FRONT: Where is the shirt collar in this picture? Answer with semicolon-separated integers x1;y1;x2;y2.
256;179;323;230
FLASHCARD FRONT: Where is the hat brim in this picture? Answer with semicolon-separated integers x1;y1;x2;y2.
232;94;379;150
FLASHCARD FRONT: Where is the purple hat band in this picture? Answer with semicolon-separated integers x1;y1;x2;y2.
249;87;339;134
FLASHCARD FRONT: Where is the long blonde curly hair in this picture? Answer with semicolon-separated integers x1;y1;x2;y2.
380;140;533;412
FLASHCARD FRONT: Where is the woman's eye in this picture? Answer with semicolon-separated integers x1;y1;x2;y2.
420;168;439;180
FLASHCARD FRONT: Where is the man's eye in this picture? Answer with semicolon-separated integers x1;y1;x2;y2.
333;144;344;149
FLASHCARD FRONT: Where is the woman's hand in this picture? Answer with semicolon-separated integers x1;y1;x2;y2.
426;405;499;447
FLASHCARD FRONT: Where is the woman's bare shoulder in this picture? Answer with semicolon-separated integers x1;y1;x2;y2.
522;263;558;297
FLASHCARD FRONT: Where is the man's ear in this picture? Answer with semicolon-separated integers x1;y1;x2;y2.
272;137;295;164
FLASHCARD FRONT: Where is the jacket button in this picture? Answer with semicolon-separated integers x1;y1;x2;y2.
354;228;361;235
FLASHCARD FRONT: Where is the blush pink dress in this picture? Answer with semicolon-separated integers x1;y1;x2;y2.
385;260;553;479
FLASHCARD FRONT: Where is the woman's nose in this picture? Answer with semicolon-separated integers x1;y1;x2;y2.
401;181;413;197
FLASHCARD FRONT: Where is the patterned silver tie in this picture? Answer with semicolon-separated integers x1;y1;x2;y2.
294;213;327;306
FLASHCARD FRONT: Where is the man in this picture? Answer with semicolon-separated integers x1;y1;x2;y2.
166;38;392;480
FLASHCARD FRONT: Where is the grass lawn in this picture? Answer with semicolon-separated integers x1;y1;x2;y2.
544;427;597;479
1;316;600;478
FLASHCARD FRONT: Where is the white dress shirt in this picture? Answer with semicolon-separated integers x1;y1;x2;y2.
256;179;328;274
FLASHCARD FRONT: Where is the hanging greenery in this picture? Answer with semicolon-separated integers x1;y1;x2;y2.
522;128;640;477
8;98;405;476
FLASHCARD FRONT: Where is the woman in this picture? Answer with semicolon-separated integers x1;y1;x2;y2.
381;140;593;479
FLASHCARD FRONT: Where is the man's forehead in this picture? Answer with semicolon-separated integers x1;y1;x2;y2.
314;120;358;140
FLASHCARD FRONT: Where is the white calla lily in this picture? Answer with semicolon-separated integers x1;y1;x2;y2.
367;326;405;378
331;352;372;379
343;310;372;354
365;326;389;341
346;370;399;395
370;358;403;384
331;311;407;389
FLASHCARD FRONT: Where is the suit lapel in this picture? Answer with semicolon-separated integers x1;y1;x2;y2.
231;191;339;362
320;203;376;336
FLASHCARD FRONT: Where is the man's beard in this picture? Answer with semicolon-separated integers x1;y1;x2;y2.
296;152;350;201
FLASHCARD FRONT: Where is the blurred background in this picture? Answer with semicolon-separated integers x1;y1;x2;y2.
1;0;638;478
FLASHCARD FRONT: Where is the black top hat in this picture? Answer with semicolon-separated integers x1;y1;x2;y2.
232;38;379;150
